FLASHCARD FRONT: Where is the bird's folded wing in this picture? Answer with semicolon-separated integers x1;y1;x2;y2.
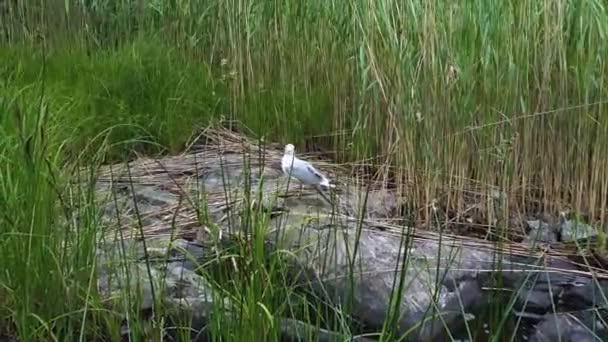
306;165;325;180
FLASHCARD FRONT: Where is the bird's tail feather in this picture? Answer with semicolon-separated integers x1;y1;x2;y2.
320;178;335;189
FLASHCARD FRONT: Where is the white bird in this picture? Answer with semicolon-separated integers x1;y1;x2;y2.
281;144;334;196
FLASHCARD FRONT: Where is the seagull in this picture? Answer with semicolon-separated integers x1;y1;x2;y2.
281;144;334;201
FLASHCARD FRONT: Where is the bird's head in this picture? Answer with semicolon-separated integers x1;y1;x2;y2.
284;144;295;155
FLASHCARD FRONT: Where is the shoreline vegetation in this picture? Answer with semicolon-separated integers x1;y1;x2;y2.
1;0;607;341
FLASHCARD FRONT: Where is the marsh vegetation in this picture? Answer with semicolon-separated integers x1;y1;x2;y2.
1;1;607;341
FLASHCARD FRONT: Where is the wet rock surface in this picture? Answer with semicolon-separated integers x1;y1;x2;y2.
94;129;608;341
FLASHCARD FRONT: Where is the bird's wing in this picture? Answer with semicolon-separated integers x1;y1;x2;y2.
306;164;326;181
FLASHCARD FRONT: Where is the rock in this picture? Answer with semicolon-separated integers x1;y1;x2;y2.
278;318;376;342
270;217;493;341
97;238;222;340
529;311;608;342
523;214;598;246
524;220;559;244
559;218;597;243
92;129;608;341
560;278;608;310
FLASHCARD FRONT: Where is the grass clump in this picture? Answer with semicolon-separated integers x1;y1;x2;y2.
0;39;226;163
0;90;102;340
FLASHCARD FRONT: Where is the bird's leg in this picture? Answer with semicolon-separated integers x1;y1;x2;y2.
314;185;332;206
298;183;303;198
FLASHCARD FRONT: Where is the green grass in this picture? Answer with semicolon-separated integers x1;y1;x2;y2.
1;0;608;340
0;41;225;162
0;87;100;340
